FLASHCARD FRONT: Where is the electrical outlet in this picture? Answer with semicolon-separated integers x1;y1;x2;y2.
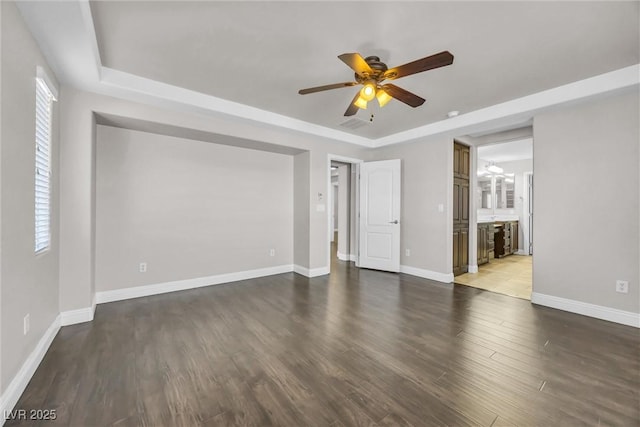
615;280;629;293
405;249;411;257
23;314;30;335
269;249;275;257
139;262;147;273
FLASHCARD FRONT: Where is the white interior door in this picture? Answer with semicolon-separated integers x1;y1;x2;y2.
358;159;401;272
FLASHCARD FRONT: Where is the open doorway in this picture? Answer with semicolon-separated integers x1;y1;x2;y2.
327;156;361;269
327;155;402;274
455;135;534;300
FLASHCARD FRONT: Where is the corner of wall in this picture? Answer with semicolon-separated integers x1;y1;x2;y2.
293;151;311;270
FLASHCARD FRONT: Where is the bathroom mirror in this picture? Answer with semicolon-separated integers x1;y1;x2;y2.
478;176;492;208
495;177;505;208
505;177;515;209
479;174;515;211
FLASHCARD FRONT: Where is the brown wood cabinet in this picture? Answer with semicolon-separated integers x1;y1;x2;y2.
510;221;519;254
453;228;469;274
494;221;519;258
453;143;470;179
453;142;470;276
477;222;494;265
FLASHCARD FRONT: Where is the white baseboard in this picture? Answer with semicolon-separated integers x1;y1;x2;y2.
531;292;640;328
515;249;527;255
337;252;356;262
0;315;61;424
60;305;95;326
400;265;454;284
96;264;294;304
468;265;479;273
293;264;330;278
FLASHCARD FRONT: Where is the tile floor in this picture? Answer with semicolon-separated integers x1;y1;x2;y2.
455;255;532;300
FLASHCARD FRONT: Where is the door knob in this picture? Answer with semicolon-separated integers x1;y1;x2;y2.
389;220;399;224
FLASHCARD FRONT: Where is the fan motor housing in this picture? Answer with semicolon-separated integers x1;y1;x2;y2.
355;56;389;82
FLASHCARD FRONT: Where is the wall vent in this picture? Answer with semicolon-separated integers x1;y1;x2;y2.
339;117;369;130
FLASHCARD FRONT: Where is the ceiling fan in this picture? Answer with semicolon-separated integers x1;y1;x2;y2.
298;51;454;116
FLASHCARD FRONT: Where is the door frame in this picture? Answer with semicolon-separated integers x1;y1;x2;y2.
468;144;479;273
522;171;533;255
327;154;364;270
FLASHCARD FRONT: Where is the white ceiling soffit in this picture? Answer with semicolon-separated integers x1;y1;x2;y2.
94;113;306;156
16;1;640;148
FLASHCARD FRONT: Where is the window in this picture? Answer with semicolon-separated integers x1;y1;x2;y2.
34;74;55;253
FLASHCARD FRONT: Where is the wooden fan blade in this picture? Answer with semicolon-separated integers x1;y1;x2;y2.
344;92;361;116
382;84;425;107
338;53;374;78
383;51;454;81
299;82;357;95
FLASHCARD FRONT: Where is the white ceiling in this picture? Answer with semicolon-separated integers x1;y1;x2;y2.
478;138;533;163
88;1;640;139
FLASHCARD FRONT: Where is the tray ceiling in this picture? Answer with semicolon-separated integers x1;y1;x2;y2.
89;1;639;139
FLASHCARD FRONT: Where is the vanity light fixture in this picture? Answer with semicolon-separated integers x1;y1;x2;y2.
486;163;504;174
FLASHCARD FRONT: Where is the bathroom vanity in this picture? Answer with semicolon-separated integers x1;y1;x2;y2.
477;219;519;265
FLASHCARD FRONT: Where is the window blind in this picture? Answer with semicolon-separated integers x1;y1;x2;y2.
35;78;54;253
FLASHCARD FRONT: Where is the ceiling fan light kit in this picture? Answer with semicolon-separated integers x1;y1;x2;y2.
354;96;368;109
360;81;377;101
376;90;393;107
299;51;454;117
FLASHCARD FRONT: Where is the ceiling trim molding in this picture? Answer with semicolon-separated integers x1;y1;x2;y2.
99;67;375;147
98;64;639;149
372;64;640;147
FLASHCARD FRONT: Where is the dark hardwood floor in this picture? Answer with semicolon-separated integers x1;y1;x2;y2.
8;253;640;426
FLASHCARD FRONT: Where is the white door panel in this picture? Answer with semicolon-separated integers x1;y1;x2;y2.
359;159;401;272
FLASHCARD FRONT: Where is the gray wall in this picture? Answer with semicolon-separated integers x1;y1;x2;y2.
371;136;453;276
533;90;639;313
58;87;96;312
349;166;357;257
337;164;350;257
293;152;310;268
1;1;60;392
95;126;294;291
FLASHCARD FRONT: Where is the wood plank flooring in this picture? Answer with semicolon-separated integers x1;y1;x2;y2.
7;259;639;426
